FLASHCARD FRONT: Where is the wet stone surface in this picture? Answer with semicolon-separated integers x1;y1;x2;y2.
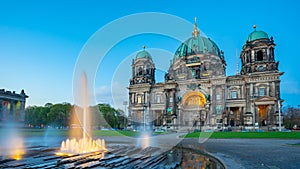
0;144;224;169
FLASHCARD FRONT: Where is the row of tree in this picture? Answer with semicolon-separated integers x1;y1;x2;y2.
24;103;127;129
24;103;300;130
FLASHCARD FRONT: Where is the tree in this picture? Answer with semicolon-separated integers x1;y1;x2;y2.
47;103;71;128
95;104;122;128
24;102;126;129
25;102;72;128
283;106;300;129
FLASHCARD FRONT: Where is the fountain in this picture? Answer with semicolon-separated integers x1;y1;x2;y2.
0;73;225;168
56;73;107;156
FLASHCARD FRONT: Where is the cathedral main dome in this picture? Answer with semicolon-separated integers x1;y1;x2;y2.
166;18;226;81
173;19;222;62
173;35;222;61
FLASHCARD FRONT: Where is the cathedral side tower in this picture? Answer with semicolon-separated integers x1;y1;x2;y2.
128;47;155;130
130;46;155;85
240;25;278;75
239;25;284;127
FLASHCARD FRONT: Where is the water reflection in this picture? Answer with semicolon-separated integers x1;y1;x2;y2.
178;147;224;169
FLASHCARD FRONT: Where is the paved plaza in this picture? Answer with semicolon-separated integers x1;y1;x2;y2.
180;138;300;169
102;133;300;169
2;132;299;168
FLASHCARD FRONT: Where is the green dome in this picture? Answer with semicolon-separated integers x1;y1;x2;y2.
247;30;269;42
136;50;152;59
174;35;221;61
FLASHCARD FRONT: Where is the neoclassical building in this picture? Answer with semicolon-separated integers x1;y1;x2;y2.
128;20;283;130
0;89;28;122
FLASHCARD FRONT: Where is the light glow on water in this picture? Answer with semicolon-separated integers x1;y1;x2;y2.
0;124;25;160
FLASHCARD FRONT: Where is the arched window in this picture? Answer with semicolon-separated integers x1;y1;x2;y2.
256;50;263;61
146;65;150;74
138;67;143;75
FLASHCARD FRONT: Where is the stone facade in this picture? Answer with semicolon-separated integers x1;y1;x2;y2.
0;89;28;122
128;23;283;131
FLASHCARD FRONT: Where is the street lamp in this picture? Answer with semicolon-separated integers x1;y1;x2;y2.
222;112;226;132
278;100;282;132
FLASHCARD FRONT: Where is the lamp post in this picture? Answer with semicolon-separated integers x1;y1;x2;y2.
222;112;226;132
278;100;282;132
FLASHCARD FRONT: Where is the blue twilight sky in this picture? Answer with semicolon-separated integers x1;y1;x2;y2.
0;0;300;109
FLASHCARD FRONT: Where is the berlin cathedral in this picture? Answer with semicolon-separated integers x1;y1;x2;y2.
128;19;283;131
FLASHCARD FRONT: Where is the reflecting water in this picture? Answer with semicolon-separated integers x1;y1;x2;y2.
179;147;224;169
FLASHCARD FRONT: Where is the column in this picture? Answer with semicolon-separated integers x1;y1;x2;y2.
178;107;182;128
254;104;258;126
227;107;230;126
172;89;175;121
161;110;165;126
266;48;269;60
251;50;255;62
206;104;210;126
239;107;243;126
10;100;15;121
211;86;215;114
273;104;277;125
147;106;151;130
246;85;251;112
21;100;25;122
234;109;237;127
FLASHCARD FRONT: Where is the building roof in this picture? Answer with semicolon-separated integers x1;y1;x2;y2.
246;25;269;43
173;18;222;62
173;35;222;61
136;46;152;59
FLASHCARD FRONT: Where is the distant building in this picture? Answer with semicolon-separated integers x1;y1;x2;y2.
128;20;283;131
0;89;28;122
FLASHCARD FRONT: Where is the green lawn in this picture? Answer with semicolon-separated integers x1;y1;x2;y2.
3;128;300;139
16;128;68;137
92;130;140;137
183;131;300;139
0;128;142;137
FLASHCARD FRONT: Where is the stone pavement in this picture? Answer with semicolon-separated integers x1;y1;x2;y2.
21;132;300;168
180;138;300;169
103;133;300;169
